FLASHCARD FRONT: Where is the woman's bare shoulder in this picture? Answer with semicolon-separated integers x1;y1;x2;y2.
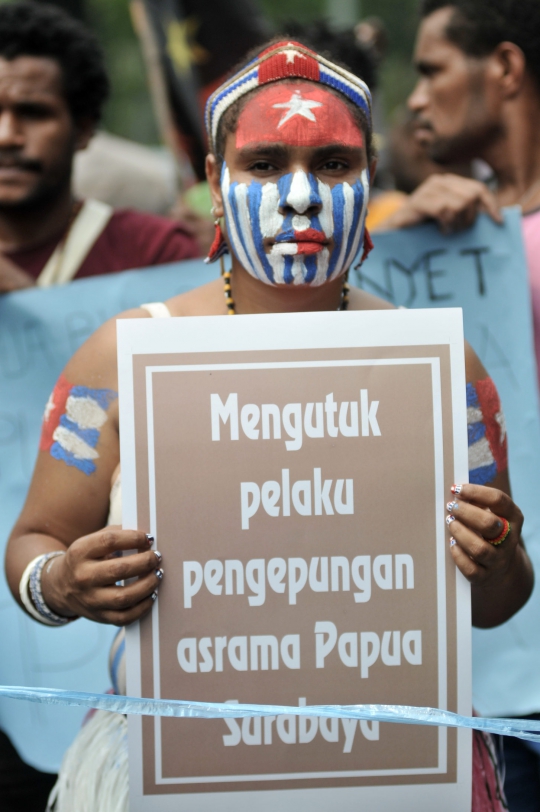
165;277;224;316
464;341;488;384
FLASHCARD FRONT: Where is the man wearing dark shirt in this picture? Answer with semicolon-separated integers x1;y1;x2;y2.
6;207;198;282
0;2;198;296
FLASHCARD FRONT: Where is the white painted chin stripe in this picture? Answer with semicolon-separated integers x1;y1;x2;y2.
52;426;99;461
292;256;307;285
468;436;495;470
313;246;330;286
267;247;285;284
65;396;108;430
286;171;312;214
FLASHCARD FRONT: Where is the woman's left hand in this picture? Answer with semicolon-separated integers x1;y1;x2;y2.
446;483;532;627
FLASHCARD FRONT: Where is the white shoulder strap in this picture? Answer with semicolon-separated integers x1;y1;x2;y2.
37;199;113;288
140;302;172;318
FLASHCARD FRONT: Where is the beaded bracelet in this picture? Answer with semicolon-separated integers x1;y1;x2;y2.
489;519;511;547
19;552;75;626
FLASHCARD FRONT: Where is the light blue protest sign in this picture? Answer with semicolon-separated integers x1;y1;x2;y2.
356;207;540;717
0;259;217;771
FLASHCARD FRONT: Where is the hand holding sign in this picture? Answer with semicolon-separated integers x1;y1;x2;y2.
41;527;163;626
446;483;528;628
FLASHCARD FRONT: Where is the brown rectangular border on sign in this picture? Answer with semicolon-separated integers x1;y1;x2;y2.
131;344;457;795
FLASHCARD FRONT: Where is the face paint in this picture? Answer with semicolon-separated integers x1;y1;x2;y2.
236;82;364;149
40;374;118;475
221;163;369;286
466;377;507;485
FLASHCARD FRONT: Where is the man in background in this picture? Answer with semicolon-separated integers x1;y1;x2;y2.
366;106;478;230
0;0;200;295
376;2;540;809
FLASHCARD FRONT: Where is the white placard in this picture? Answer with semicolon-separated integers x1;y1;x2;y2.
118;308;471;811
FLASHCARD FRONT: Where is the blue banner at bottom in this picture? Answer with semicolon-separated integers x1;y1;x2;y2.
1;686;539;742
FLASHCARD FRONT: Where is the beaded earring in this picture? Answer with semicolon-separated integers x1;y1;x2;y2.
205;207;229;264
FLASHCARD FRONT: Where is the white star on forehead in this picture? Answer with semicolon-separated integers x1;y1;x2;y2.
273;90;323;129
282;48;307;65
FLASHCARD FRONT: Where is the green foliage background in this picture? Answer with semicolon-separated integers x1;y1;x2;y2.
0;0;420;143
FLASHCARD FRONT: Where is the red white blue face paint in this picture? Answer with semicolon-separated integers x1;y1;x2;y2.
222;81;369;285
221;165;369;286
206;43;373;269
40;374;117;475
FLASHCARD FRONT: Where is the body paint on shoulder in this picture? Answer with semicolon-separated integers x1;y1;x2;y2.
466;377;507;485
40;374;118;475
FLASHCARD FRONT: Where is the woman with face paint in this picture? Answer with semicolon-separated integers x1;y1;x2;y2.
5;41;532;811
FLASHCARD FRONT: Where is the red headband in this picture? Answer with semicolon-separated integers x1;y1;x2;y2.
205;40;372;151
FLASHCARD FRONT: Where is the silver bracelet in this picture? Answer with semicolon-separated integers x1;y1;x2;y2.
19;552;73;626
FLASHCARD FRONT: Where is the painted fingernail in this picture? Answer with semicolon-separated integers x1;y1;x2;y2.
446;514;456;526
451;485;463;495
154;550;162;564
151;591;158;602
450;537;457;547
146;534;154;545
156;568;164;580
446;501;459;512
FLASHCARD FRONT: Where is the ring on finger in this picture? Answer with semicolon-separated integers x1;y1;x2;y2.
487;518;511;546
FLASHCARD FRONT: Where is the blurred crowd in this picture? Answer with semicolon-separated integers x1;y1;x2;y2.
1;0;540;810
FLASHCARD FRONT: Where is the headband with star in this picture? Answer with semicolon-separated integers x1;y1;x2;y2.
205;40;372;153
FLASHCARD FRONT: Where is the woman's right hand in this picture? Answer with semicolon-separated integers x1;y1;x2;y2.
41;527;163;625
